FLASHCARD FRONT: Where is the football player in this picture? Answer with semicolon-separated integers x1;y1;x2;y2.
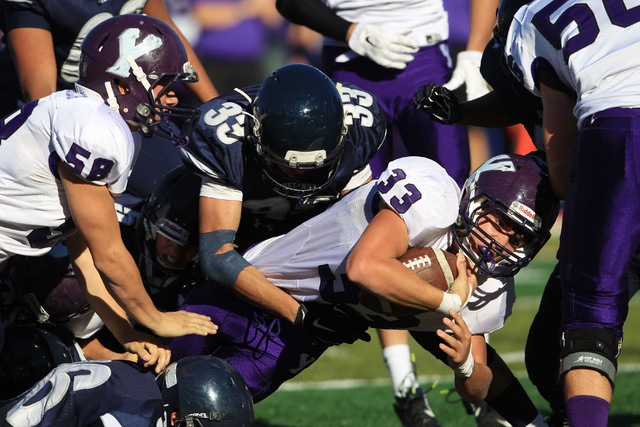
0;355;253;427
169;153;557;426
0;14;217;374
500;0;640;425
180;62;385;335
273;1;496;422
0;165;204;366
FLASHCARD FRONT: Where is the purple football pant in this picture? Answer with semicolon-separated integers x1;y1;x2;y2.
559;108;640;337
167;284;327;403
322;43;470;185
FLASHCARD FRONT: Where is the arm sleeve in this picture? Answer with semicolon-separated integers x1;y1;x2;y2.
276;0;351;42
1;0;51;33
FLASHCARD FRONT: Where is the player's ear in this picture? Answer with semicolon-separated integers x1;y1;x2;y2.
115;78;130;95
171;411;179;426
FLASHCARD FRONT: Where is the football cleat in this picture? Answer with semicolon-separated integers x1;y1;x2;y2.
393;380;442;427
464;400;511;427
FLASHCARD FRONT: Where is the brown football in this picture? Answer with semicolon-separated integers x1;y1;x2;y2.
358;247;458;316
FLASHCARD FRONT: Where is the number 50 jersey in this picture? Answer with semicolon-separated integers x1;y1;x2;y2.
504;0;640;128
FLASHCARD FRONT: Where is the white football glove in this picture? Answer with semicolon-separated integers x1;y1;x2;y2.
444;51;490;101
347;23;419;69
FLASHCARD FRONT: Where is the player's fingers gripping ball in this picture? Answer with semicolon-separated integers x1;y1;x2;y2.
359;247;458;316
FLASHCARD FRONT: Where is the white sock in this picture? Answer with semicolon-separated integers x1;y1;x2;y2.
382;344;415;393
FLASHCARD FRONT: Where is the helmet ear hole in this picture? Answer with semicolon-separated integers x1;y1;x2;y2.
114;79;130;95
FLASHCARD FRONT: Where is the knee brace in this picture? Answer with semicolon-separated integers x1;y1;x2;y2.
559;327;622;387
200;230;251;290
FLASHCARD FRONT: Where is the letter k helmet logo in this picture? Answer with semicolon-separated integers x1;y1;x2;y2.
107;28;162;78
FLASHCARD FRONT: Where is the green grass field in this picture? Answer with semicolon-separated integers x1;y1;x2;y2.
253;226;640;426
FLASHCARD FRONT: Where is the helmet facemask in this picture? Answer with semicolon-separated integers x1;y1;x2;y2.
253;132;346;201
454;193;550;277
132;68;201;148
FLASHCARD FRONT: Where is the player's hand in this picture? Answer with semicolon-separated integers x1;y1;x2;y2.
413;83;465;125
293;302;371;346
443;51;490;101
347;23;419;69
120;329;172;373
437;309;474;375
150;310;218;338
449;253;477;309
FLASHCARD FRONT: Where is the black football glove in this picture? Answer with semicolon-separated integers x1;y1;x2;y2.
293;302;371;347
413;83;465;125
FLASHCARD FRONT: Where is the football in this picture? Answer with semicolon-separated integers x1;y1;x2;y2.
358;247;458;316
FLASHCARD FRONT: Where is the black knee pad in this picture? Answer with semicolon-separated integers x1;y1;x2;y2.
559;327;622;387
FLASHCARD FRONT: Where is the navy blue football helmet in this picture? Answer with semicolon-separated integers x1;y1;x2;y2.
0;325;72;400
454;152;559;277
248;64;347;200
138;166;202;299
77;14;201;146
157;355;254;427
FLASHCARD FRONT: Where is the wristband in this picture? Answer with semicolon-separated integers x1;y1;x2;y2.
450;343;475;378
436;291;462;314
436;281;475;314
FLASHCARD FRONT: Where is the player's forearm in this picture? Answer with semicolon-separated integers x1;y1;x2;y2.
276;0;351;42
68;236;145;344
467;0;499;52
348;257;445;311
460;91;521;127
454;361;493;403
91;250;163;328
234;266;301;323
142;0;218;102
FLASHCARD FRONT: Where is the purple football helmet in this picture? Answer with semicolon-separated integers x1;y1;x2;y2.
77;14;200;146
454;152;560;277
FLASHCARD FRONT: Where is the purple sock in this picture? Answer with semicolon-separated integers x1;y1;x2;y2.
566;395;610;427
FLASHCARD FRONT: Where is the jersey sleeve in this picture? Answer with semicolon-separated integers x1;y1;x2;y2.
51;93;139;196
461;276;515;335
338;81;386;174
376;157;460;248
180;86;259;191
1;0;51;33
504;4;573;97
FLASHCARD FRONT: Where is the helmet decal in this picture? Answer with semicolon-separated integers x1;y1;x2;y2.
107;28;163;79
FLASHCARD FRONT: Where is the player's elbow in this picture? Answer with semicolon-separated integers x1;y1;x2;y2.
345;251;376;289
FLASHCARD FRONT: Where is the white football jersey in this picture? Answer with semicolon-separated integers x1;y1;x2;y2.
244;157;515;334
0;89;140;261
504;0;640;127
323;0;449;46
